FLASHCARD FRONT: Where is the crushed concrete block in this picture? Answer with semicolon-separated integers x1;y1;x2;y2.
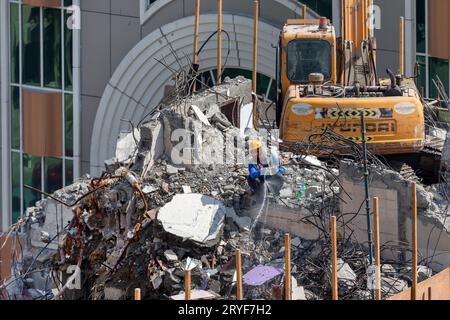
104;287;125;300
182;186;192;194
291;237;302;248
226;207;253;231
170;290;220;300
381;276;408;295
115;129;140;163
291;277;307;300
190;105;211;126
164;250;179;263
158;194;226;246
337;259;357;287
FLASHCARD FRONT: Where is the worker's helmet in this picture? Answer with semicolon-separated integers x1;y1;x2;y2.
249;139;263;151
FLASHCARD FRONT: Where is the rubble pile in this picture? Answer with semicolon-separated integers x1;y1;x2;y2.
3;77;449;300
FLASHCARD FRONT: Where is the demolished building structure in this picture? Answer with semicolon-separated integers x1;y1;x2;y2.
1;77;450;300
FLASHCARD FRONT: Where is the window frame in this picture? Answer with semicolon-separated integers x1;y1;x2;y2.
7;0;77;223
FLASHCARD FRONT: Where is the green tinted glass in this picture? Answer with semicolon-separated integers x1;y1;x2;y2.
429;57;449;99
22;5;41;86
64;10;73;90
11;152;21;223
10;3;20;84
416;0;426;54
11;86;20;150
44;8;62;88
44;157;63;194
23;154;42;209
65;94;73;157
65;159;74;186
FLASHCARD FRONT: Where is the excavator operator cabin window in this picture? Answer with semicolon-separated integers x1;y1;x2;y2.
287;39;331;83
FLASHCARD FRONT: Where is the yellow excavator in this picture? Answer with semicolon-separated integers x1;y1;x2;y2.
275;0;443;182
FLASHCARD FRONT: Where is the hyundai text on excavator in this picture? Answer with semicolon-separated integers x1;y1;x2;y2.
274;0;444;183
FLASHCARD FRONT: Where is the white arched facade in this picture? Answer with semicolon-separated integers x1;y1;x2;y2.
139;0;318;25
90;14;281;174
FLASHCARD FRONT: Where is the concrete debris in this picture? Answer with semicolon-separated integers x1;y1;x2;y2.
170;290;220;300
5;77;450;301
158;194;226;246
336;259;357;289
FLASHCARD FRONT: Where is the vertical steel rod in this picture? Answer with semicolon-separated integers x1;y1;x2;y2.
360;112;375;299
331;216;338;300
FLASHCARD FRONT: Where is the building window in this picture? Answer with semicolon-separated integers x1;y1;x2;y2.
300;0;333;20
415;0;449;98
8;0;75;223
416;0;426;54
429;57;449;99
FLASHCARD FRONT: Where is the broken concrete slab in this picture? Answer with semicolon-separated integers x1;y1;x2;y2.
115;129;140;163
170;290;220;300
158;194;226;246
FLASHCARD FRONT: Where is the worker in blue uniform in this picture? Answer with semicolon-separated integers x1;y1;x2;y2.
248;139;286;196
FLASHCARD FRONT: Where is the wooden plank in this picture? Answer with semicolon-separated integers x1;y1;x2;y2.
284;233;292;300
389;268;450;300
236;249;243;300
185;270;191;300
373;197;381;300
411;182;418;300
134;288;141;300
217;0;222;85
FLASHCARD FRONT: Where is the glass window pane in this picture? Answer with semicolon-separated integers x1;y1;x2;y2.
429;57;449;99
10;3;20;84
11;152;21;223
22;5;41;86
44;157;63;194
64;10;73;91
416;55;427;96
64;0;73;7
11;86;20;150
416;0;426;54
287;39;332;83
301;0;333;20
65;159;73;186
65;94;73;157
44;8;62;89
23;154;42;209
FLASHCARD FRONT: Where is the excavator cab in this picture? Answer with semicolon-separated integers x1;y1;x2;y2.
275;1;427;158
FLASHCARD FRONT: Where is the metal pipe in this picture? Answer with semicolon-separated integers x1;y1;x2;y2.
217;0;222;85
331;216;338;300
0;0;11;232
411;182;418;300
360;112;375;299
399;16;405;75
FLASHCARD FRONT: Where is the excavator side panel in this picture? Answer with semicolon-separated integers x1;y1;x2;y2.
280;93;425;155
